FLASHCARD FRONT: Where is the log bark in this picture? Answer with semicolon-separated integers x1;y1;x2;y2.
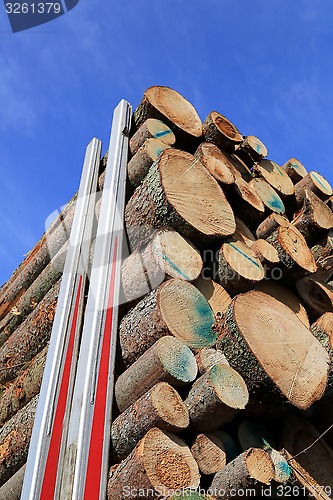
132;86;202;148
121;229;202;302
215;290;329;409
311;312;333;384
0;280;60;384
194;143;235;185
0;195;74;321
282;158;307;183
256;213;290;240
129;118;176;155
295;171;333;203
107;428;200;499
195;348;229;375
115;336;197;412
0;395;37;487
111;382;189;461
194;278;232;318
191;433;226;475
202;111;243;152
125;149;236;250
0;243;66;347
249;177;286;215
296;278;333;319
127;138;171;187
253;159;295;198
255;280;310;328
210;448;275;499
0;463;25;500
311;229;333;267
266;224;317;282
234;135;268;166
119;279;217;366
292;189;333;246
0;345;47;426
283;416;333;491
226;177;265;227
213;240;265;294
184;363;249;432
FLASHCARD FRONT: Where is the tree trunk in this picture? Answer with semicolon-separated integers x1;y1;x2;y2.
0;345;47;426
215;290;329;409
226;177;265;227
202;111;243;152
210;448;275;499
125;149;236;250
111;382;189;461
253;159;295;198
119;279;217;367
0;280;60;384
184;363;249;432
132;86;202;148
311;229;333;266
127;138;171;187
295;171;333;203
194;143;235;185
292;189;333;246
0;395;37;487
107;428;200;499
234;135;268;166
129;118;175;155
213;240;265;294
296;278;333;319
115;336;197;412
191;433;227;475
0;464;25;500
282;158;307;184
195;348;229;375
256;213;290;240
249;177;286;215
121;229;202;302
194;278;232;319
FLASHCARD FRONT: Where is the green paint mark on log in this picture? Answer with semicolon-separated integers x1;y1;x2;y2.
228;242;262;269
162;255;189;280
162;343;197;382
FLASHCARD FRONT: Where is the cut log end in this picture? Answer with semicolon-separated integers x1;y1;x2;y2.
250;177;286;214
129;118;176;155
295;171;333;203
210;364;249;411
191;433;226;475
127;138;171;187
194;143;235;185
158;335;199;383
254;159;295;197
151;382;190;429
195;348;229;375
245;448;275;484
282;158;307;183
194;278;232;318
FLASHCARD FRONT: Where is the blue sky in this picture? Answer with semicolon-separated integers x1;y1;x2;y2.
0;0;333;285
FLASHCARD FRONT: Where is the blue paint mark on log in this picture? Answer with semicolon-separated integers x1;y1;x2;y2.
291;162;301;171
255;143;262;154
228;242;262;269
267;195;285;213
162;255;189;280
273;162;284;176
276;459;292;477
192;294;217;346
155;130;172;138
312;172;332;194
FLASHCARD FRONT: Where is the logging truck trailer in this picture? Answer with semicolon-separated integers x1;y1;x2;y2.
21;100;132;499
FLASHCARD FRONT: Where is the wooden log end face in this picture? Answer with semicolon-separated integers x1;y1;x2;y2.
222;240;265;282
151;382;189;430
211;111;243;143
210;364;249;410
245;448;275;485
157;336;198;383
277;226;317;273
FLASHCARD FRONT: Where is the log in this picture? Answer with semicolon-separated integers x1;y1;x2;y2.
195;348;229;375
292;189;333;246
132;86;202;147
311;313;333;384
202;111;243;152
125;149;236;250
210;448;275;499
127;138;171;187
212;430;239;463
194;278;232;318
253;159;295;198
119;279;217;366
228;154;253;182
191;433;226;475
129;118;176;155
234;135;268;165
295;171;333;203
249;177;286;215
311;229;333;267
0;195;75;321
283;416;333;491
0;280;60;384
121;228;203;302
312;388;333;450
282;158;307;184
296;278;333;319
266;224;317;282
194;143;235;185
0;242;66;347
215;290;329;409
213;239;265;294
184;363;249;432
111;382;189;461
255;280;310;328
115;336;197;412
107;428;200;499
0;345;47;427
233;217;256;246
165;492;213;499
0;463;25;500
226;177;265;227
249;239;280;266
0;395;37;487
256;213;290;240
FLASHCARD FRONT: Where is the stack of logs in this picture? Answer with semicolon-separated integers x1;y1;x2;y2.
1;86;333;499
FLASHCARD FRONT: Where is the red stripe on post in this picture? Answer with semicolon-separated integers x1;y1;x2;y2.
40;275;83;499
83;237;118;499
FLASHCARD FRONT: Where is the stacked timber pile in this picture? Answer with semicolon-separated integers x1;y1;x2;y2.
1;86;333;499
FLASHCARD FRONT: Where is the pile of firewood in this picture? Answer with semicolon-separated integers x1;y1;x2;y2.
1;85;333;499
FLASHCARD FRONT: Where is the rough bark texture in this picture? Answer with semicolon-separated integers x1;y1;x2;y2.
311;229;333;266
295;171;333;203
0;464;25;500
127;138;170;188
256;213;290;240
234;135;268;166
226;177;265;227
